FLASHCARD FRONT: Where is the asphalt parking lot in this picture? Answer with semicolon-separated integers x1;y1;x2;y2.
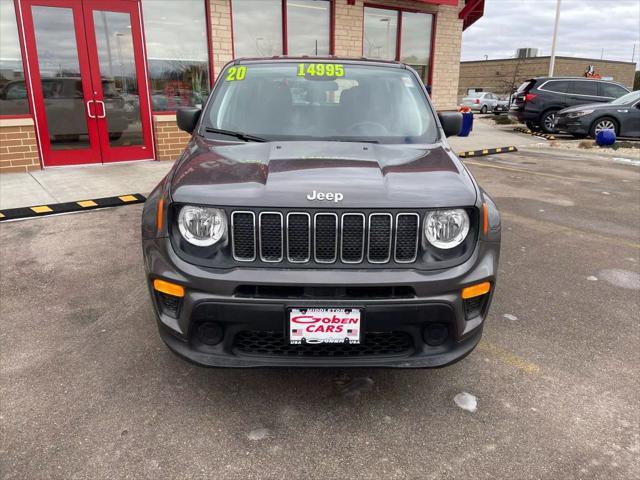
1;147;639;480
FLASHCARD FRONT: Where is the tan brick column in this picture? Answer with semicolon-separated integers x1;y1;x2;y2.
429;1;463;111
209;0;234;79
0;118;41;173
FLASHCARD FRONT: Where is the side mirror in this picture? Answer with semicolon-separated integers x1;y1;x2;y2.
438;112;463;137
177;107;202;134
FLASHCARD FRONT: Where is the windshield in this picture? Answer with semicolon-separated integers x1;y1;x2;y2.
610;90;640;105
204;62;439;144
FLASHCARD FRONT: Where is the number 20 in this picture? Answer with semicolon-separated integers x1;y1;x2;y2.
226;66;246;81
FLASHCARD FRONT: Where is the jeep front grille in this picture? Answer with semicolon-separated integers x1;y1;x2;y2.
231;211;420;265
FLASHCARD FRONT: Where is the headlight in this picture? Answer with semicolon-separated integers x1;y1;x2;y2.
567;109;593;118
425;209;470;249
178;206;227;247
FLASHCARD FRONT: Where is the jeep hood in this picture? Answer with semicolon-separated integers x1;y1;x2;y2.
170;138;477;208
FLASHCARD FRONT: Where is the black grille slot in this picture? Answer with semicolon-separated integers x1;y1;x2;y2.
287;213;310;262
314;214;338;263
231;212;256;261
368;214;392;263
395;214;419;262
234;331;413;357
259;212;283;262
235;285;416;299
341;214;365;263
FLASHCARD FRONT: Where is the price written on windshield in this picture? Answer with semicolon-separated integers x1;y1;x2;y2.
298;63;344;78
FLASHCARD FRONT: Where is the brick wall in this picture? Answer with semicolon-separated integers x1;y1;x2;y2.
332;0;464;111
0;119;41;173
209;0;234;79
153;115;191;161
459;56;636;99
429;1;464;110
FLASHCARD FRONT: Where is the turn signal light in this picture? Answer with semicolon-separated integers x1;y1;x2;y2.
461;282;491;299
482;202;488;235
157;198;164;231
153;279;185;298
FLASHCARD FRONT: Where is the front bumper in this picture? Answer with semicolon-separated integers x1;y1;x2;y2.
143;237;500;368
554;116;589;135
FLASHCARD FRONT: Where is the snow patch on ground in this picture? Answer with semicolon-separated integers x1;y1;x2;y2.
598;269;640;290
503;314;518;321
587;276;598;281
247;428;270;441
454;392;477;412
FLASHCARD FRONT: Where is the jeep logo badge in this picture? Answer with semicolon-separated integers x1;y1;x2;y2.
306;190;344;203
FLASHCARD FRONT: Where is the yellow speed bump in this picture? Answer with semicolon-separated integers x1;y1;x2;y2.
462;281;491;299
119;195;137;202
77;200;98;208
30;205;53;214
153;279;185;298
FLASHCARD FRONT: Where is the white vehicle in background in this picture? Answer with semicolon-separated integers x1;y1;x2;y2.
461;91;499;114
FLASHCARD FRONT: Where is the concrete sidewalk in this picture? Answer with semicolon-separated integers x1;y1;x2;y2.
0;160;174;210
447;116;542;152
0;119;534;210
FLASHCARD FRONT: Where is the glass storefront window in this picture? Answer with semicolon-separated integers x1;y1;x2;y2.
287;0;330;56
232;0;283;57
0;0;29;115
363;7;397;61
142;0;210;112
400;12;433;85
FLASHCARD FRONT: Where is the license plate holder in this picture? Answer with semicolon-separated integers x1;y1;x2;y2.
288;308;362;345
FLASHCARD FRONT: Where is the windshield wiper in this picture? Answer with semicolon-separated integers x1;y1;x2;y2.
204;127;268;142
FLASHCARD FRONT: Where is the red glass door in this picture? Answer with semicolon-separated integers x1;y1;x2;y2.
18;0;154;167
83;0;154;163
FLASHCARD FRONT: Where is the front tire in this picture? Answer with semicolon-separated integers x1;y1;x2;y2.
590;117;619;138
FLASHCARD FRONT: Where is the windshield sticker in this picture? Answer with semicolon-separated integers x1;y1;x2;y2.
297;63;344;79
225;66;247;82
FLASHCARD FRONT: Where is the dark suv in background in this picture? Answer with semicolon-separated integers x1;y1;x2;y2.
509;77;630;133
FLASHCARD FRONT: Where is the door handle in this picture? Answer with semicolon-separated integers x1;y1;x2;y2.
86;100;96;119
95;100;106;119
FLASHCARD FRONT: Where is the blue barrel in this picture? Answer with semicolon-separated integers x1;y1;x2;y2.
458;111;474;137
595;129;616;146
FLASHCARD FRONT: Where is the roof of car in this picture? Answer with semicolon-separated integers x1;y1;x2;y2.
232;56;404;68
530;76;625;85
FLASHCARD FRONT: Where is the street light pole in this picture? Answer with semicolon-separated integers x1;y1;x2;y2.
548;0;561;77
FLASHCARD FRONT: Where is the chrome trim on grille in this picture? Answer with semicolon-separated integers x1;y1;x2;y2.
258;211;283;263
231;211;256;262
367;213;393;264
340;213;365;264
394;213;420;263
314;213;338;264
286;212;311;263
231;210;422;265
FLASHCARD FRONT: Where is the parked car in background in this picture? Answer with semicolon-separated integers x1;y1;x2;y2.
492;97;509;114
461;91;500;114
509;77;630;133
555;90;640;138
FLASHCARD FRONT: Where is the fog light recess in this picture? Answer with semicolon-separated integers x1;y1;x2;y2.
423;323;449;346
196;322;224;346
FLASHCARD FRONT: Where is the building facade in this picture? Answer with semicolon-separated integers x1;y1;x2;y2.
0;0;483;172
458;56;636;100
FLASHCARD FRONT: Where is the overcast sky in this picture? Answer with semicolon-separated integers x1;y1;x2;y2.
461;0;640;67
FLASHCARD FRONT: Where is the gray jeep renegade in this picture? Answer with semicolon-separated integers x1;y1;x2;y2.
141;58;501;368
